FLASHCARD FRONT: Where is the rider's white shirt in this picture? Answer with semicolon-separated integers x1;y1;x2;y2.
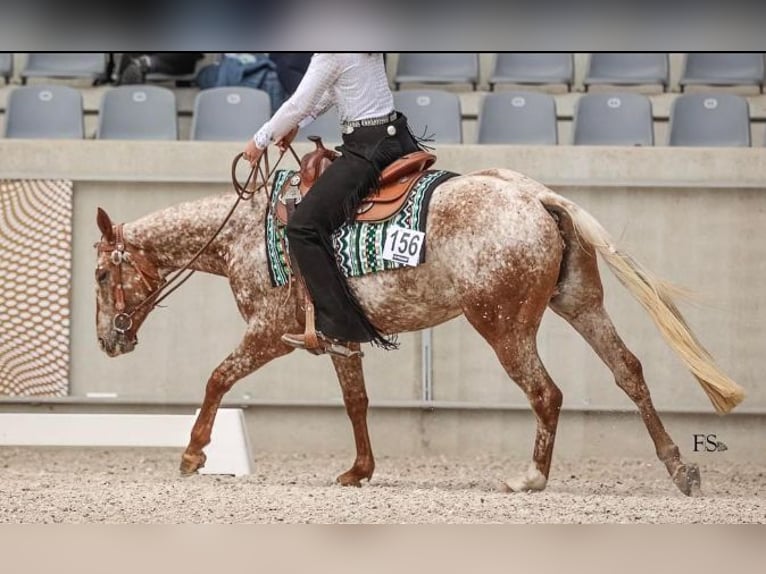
253;53;394;149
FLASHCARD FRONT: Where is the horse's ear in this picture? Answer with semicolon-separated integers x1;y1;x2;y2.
97;207;115;242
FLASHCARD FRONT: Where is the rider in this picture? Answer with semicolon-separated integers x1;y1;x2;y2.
242;53;422;355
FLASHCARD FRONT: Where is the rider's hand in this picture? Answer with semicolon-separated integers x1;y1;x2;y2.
275;127;299;153
242;139;264;167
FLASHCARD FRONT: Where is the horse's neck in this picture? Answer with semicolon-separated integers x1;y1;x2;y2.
123;194;259;275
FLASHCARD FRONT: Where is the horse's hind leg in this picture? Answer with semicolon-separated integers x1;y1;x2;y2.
330;347;375;486
463;289;562;493
548;218;700;496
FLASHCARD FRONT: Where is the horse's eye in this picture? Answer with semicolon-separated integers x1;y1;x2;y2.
96;269;109;284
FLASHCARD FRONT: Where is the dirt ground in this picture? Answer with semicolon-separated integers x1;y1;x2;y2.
0;447;764;523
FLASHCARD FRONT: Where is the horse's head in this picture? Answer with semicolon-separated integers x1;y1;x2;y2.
94;208;165;357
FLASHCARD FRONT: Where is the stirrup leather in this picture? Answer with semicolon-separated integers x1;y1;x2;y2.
302;295;320;350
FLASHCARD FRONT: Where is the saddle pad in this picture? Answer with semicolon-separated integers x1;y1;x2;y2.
265;168;457;287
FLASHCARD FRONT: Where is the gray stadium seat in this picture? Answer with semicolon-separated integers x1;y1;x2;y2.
572;93;654;146
584;53;669;89
295;107;342;145
3;85;84;139
394;53;479;90
668;93;750;147
191;87;272;141
680;53;765;89
477;92;558;144
489;53;573;90
97;86;177;140
393;90;462;144
20;53;108;84
1;53;12;83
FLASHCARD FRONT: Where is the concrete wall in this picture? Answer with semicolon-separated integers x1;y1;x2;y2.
2;139;765;459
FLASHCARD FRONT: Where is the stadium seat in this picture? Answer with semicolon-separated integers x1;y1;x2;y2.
477;92;558;144
584;53;669;90
679;53;765;89
489;53;573;91
572;93;654;146
191;87;272;141
97;86;177;140
3;85;84;139
20;53;108;84
668;93;751;147
393;90;462;144
394;53;479;90
295;106;342;145
0;53;12;83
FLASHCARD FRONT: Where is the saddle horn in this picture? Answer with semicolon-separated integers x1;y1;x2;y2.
300;136;339;186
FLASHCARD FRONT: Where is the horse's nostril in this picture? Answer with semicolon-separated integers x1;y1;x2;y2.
98;338;112;353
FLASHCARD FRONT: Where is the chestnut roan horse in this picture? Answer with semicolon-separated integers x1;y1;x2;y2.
94;154;744;496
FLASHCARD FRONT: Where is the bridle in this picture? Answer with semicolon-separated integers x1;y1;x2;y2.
97;145;301;337
97;224;164;336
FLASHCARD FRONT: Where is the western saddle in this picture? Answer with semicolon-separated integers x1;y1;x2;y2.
275;136;437;225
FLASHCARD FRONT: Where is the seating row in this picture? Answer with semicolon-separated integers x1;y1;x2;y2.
397;53;765;92
2;53;765;92
0;53;196;85
0;84;759;147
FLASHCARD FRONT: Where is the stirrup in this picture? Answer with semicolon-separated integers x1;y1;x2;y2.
322;336;364;359
281;332;364;359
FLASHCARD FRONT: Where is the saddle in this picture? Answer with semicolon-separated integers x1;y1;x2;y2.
274;136;437;225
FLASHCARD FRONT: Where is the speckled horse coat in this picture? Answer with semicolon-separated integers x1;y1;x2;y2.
94;167;744;496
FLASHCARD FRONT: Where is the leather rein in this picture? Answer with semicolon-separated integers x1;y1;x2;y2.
101;145;301;336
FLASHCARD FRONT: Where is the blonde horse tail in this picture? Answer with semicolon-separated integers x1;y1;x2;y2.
538;190;745;414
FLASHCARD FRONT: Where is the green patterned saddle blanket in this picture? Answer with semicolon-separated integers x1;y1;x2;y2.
264;168;457;287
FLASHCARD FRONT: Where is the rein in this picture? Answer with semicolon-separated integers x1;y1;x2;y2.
104;145;298;335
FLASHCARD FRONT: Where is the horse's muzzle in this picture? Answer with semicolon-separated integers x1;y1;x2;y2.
98;335;137;357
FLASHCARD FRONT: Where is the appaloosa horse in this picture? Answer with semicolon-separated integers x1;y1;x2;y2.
94;163;744;496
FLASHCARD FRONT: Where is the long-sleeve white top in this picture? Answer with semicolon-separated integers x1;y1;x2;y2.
253;53;394;149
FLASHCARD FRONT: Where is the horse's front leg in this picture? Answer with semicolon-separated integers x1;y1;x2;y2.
180;330;292;475
330;346;375;486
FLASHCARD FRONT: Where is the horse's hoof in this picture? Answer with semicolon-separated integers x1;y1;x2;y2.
179;451;206;476
672;463;702;497
336;467;372;487
503;463;548;493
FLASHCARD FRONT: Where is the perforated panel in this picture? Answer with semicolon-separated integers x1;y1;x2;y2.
0;180;72;396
